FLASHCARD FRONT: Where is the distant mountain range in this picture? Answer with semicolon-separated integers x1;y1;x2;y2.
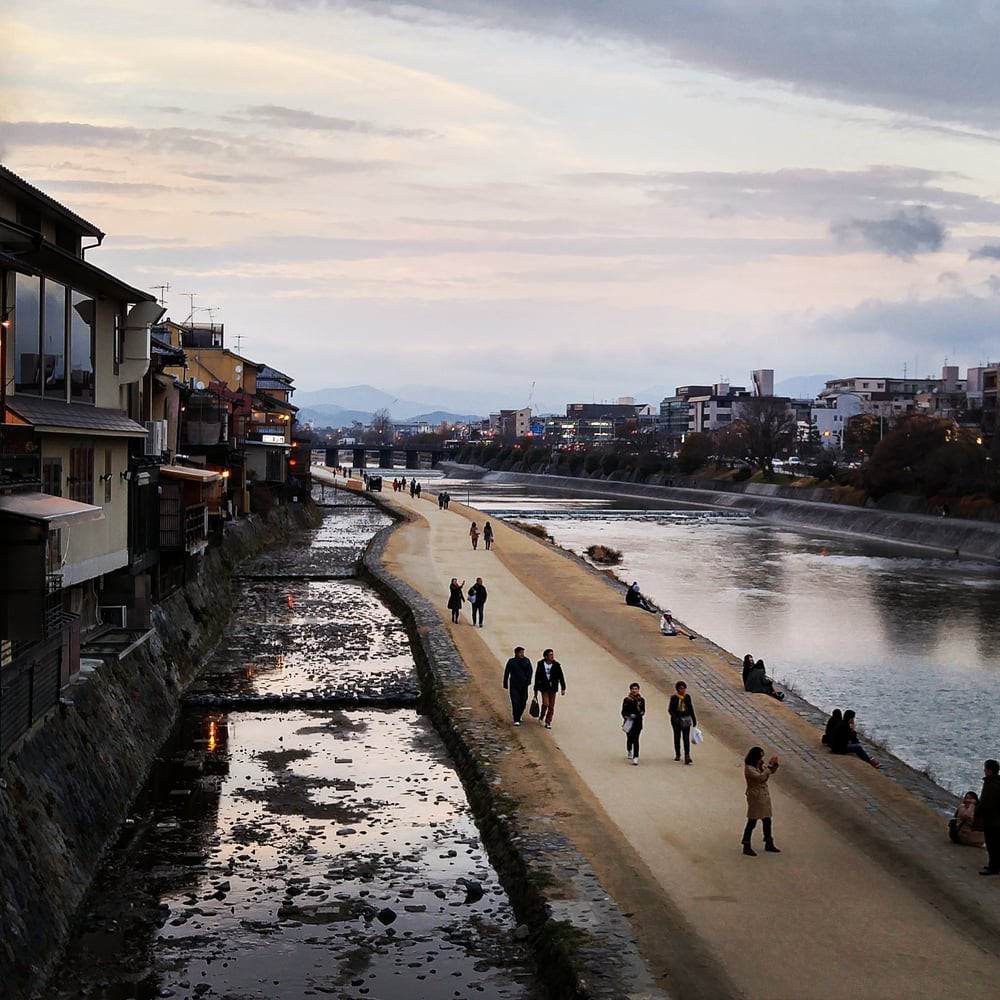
294;376;836;428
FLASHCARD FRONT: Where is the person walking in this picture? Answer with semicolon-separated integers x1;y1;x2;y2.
468;577;487;627
503;646;533;725
533;649;566;729
742;746;781;856
483;521;494;550
446;577;466;624
621;682;646;765
469;522;481;550
974;759;1000;875
668;680;697;764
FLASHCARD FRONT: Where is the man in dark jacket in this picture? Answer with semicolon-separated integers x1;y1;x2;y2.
974;759;1000;875
503;646;533;726
533;649;566;729
468;578;487;627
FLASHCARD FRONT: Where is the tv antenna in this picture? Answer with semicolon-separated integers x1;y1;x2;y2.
150;282;171;307
181;292;197;325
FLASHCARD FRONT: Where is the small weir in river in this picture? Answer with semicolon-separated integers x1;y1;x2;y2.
44;494;538;1000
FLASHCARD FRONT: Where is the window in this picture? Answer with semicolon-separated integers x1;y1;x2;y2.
70;291;95;402
42;457;63;497
43;280;67;397
12;275;97;403
68;446;94;504
13;272;42;395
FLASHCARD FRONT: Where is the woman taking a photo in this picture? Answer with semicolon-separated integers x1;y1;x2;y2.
742;746;781;856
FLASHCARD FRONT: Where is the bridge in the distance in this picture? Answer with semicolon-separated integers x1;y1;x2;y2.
319;443;459;470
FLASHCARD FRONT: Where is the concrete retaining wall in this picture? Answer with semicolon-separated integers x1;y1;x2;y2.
0;506;318;1000
464;469;1000;562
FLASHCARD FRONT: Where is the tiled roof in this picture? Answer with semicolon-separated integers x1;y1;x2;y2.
0;164;104;238
6;395;148;436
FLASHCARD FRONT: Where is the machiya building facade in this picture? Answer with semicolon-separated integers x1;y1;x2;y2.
0;166;166;755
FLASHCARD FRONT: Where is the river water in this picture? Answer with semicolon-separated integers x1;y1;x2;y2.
44;496;538;1000
423;471;1000;798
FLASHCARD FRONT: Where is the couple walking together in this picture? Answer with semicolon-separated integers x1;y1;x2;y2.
503;647;565;729
620;680;698;766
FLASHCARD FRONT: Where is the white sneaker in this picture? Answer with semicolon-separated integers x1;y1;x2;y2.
514;721;520;726
632;758;639;766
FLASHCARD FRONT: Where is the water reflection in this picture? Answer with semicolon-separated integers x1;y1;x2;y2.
445;476;1000;795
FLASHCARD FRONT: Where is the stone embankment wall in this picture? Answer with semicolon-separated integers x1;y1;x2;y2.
450;467;1000;562
0;505;319;1000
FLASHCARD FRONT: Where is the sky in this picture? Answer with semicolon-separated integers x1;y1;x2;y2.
5;0;1000;410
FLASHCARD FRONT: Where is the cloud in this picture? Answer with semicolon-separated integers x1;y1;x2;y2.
569;166;1000;228
813;289;1000;363
969;244;1000;261
830;207;946;260
303;1;1000;131
231;104;435;138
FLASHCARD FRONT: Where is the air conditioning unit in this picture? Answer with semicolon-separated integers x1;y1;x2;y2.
99;605;128;629
144;419;167;456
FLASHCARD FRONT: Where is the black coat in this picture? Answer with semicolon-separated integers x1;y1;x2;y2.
622;695;646;730
534;659;566;694
503;656;533;691
468;583;487;607
975;773;1000;831
668;693;696;727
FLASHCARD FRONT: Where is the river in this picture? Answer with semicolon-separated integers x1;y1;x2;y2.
420;470;1000;798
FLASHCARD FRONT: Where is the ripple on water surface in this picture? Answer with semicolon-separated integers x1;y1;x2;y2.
47;709;536;1000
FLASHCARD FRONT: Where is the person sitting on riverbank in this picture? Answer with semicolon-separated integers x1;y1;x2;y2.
742;654;755;687
744;659;785;700
660;611;695;640
828;710;880;767
949;791;985;847
625;582;655;613
822;709;843;746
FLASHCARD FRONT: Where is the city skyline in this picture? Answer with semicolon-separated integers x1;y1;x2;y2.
5;1;1000;399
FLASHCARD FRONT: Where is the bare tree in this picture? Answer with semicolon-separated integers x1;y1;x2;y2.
370;407;393;442
736;397;796;473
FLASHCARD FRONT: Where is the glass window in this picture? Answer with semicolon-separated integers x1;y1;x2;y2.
43;279;67;399
70;290;95;402
13;273;42;395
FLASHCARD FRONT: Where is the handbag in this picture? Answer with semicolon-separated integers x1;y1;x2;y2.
679;716;692;729
692;726;703;745
529;694;540;718
622;717;634;733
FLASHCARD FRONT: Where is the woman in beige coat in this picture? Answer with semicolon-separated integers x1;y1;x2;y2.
742;746;780;856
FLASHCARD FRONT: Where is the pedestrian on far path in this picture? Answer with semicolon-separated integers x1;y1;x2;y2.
533;649;566;729
742;746;781;856
503;646;533;725
447;577;466;624
668;680;697;764
410;479;415;497
468;577;487;627
470;522;481;550
621;682;646;765
483;521;494;550
974;759;1000;875
415;482;421;498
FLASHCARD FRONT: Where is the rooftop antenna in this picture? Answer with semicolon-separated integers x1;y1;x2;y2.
526;380;535;410
150;282;171;308
181;292;196;325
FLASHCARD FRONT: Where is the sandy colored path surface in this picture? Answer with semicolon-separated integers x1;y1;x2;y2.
329;474;999;1000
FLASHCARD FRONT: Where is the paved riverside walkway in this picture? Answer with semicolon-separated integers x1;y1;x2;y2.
325;472;999;1000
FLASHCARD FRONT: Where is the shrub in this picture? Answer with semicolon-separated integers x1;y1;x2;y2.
585;544;623;565
509;520;552;542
